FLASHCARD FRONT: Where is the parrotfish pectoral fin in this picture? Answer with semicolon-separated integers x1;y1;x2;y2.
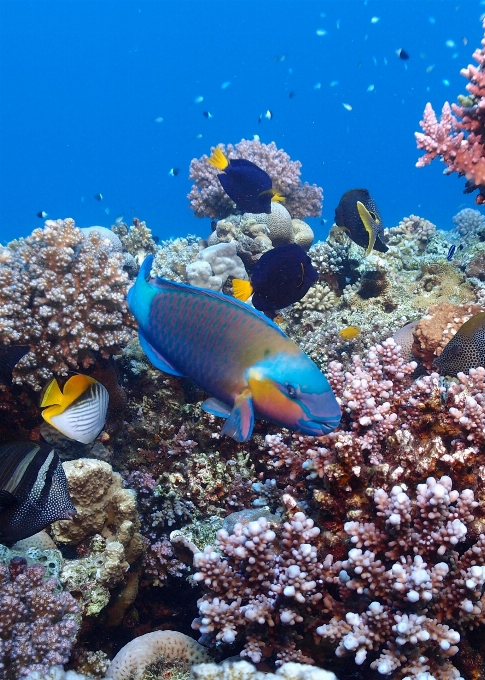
207;147;229;170
220;388;254;442
357;201;377;257
201;397;233;418
138;330;186;377
232;279;253;302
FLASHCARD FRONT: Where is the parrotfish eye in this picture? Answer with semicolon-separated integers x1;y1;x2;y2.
285;383;299;398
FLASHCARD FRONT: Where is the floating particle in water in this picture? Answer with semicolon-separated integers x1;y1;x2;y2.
370;16;380;23
115;215;123;224
194;133;203;139
330;80;339;87
104;207;110;215
194;95;204;103
316;29;327;36
426;64;435;73
154;116;164;123
367;84;375;92
221;81;231;89
314;82;321;89
342;103;352;111
463;37;468;46
336;19;340;29
442;79;450;86
445;39;455;48
429;16;436;24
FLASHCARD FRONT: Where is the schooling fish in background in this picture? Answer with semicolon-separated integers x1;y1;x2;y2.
0;441;76;544
433;312;485;376
0;345;30;385
128;256;341;442
40;374;109;444
334;188;388;256
36;211;48;219
232;244;318;312
207;147;285;215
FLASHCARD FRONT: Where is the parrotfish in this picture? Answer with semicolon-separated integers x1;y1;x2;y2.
207;147;284;215
40;374;109;444
334;188;388;256
128;256;341;442
0;441;76;544
433;311;485;376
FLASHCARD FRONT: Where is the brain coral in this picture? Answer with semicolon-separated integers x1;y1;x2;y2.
0;218;135;390
188;139;323;220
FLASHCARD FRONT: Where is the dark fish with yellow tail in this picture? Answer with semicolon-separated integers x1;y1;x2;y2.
232;244;318;312
334;188;388;256
207;147;285;215
433;312;485;376
0;441;76;544
0;345;29;385
40;374;109;444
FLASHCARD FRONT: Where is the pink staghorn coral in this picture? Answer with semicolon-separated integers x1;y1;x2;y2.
188;139;323;220
0;218;135;390
192;512;332;665
317;475;485;680
0;557;79;678
415;20;485;202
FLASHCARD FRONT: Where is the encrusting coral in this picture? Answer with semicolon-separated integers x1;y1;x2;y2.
0;218;135;390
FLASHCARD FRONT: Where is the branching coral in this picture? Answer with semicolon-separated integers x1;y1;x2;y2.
0;218;135;390
188;140;323;220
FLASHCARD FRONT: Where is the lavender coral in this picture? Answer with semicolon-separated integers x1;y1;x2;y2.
0;218;135;390
0;557;79;678
317;475;485;680
188;139;323;220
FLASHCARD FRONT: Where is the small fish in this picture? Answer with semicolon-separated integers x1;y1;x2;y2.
40;375;109;444
221;81;231;88
203;111;213;118
426;65;435;73
330;80;339;87
445;40;455;48
232;244;319;312
334;188;388;256
339;326;361;340
367;84;375;92
207;147;284;215
443;79;450;86
0;441;76;544
262;110;273;120
195;133;203;139
463;37;468;46
397;48;410;60
342;103;353;111
0;345;29;384
447;244;456;261
314;82;322;90
115;214;124;224
94;193;103;201
194;96;204;103
169;168;180;176
128;256;341;442
289;91;296;99
371;16;380;23
154;116;164;123
316;29;327;36
434;312;485;376
36;211;48;219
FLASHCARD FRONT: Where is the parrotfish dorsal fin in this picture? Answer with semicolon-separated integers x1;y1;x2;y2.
40;378;64;408
357;201;377;257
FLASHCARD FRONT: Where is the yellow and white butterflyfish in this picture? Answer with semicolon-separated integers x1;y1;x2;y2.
40;374;109;444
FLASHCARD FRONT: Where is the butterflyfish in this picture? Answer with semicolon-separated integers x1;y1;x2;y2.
0;441;76;544
128;256;341;442
40;374;109;444
207;147;285;215
232;244;318;312
334;188;388;256
433;312;485;376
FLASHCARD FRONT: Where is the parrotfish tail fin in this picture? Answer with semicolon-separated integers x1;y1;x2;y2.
259;188;286;203
221;389;254;442
357;201;377;257
232;279;253;302
127;255;154;317
40;378;64;408
207;147;229;170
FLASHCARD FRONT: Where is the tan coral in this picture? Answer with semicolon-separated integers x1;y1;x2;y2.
292;218;314;250
290;283;336;320
412;302;485;369
247;203;294;247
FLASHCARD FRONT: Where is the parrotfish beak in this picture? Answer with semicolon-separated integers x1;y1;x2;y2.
295;389;342;435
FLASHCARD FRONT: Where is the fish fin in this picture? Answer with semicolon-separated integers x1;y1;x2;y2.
232;279;253;302
138;330;186;377
62;375;97;406
221;389;254;442
271;192;285;203
356;201;377;257
207;147;229;170
40;378;64;408
259;188;286;203
0;489;17;509
201;397;233;418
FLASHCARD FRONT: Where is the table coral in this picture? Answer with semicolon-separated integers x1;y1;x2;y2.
317;476;485;680
188;139;323;220
0;218;135;390
0;558;79;679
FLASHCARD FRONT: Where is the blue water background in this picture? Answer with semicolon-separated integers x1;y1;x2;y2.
1;0;484;244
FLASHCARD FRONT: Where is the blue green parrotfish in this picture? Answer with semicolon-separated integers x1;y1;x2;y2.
127;256;341;442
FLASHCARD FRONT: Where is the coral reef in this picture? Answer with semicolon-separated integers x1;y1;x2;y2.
188;140;323;220
0;218;134;390
191;660;338;680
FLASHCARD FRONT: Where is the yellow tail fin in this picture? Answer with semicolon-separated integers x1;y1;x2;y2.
232;279;253;302
207;147;229;170
357;201;377;257
259;188;286;203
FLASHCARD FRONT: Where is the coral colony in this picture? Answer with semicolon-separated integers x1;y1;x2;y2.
8;27;485;680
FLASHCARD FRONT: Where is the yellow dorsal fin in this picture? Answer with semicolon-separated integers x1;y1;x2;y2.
40;378;64;408
62;374;97;407
232;279;254;302
207;147;229;170
357;201;377;257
